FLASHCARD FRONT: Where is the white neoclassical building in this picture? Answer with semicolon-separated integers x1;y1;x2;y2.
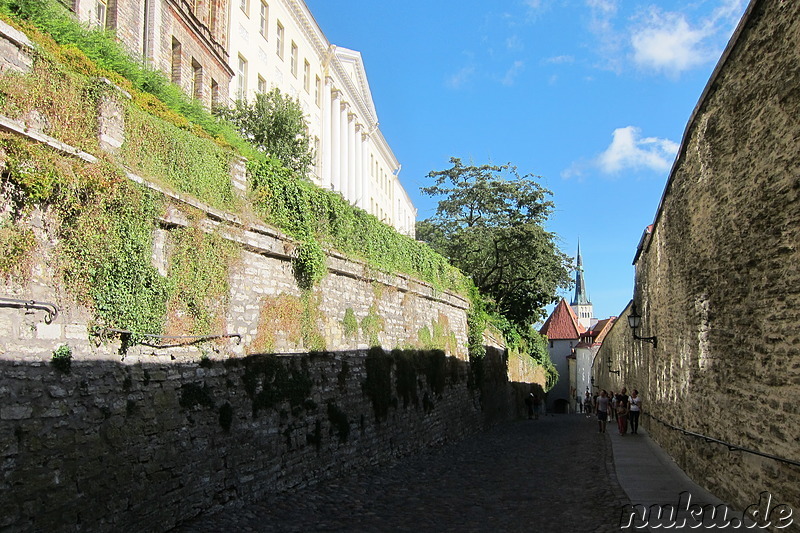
227;0;416;236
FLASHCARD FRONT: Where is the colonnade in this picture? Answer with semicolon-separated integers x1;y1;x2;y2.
320;76;375;212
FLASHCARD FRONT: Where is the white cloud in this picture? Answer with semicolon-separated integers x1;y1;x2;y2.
506;35;524;51
630;1;747;76
501;60;525;86
544;55;574;64
585;0;623;72
631;10;715;75
446;65;476;89
597;126;679;174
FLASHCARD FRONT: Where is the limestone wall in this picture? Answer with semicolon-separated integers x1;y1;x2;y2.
597;0;800;525
0;25;549;533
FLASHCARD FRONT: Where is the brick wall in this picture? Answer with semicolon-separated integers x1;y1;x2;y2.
596;0;800;527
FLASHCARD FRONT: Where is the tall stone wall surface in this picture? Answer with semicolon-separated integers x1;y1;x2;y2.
0;169;527;533
0;23;548;532
597;0;800;526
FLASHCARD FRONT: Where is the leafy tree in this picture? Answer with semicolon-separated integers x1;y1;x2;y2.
417;157;572;327
217;88;314;176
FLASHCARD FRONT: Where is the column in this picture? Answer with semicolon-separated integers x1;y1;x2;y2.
361;133;372;210
347;112;356;205
339;101;349;198
321;77;332;188
354;124;363;208
330;89;340;192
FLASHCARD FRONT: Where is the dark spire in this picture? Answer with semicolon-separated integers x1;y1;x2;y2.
572;241;591;306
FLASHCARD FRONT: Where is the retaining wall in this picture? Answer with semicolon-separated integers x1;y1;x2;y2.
0;20;544;532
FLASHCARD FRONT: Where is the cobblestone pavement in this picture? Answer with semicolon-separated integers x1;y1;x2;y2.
173;415;630;533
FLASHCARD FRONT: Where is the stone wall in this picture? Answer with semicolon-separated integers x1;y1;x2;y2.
597;0;800;527
0;22;545;532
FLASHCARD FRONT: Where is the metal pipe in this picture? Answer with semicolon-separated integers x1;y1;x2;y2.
644;412;800;468
0;297;59;324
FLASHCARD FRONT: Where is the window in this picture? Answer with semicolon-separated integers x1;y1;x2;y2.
276;21;284;59
95;0;108;27
237;55;248;100
303;60;310;92
170;37;182;85
211;78;220;108
240;0;249;16
191;58;203;101
257;75;266;94
290;42;298;77
259;1;268;38
315;75;321;107
208;0;218;34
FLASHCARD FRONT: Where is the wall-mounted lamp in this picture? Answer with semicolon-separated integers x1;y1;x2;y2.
607;355;620;376
628;302;658;348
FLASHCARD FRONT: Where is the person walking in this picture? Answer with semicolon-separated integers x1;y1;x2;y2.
616;388;629;434
596;390;609;433
629;389;642;434
584;391;592;418
525;392;534;419
616;396;629;436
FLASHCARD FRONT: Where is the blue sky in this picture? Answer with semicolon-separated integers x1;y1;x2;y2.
304;0;748;321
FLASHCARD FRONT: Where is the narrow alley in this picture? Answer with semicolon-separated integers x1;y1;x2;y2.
175;415;627;532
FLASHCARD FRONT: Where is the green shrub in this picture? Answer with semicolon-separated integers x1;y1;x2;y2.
51;344;72;373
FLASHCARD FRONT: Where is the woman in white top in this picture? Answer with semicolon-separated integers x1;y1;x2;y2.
629;389;642;434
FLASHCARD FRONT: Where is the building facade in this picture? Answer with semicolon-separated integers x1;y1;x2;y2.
71;0;234;108
226;0;416;236
539;298;583;413
69;0;416;237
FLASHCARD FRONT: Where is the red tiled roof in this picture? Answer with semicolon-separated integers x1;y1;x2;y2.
591;317;616;345
539;299;585;340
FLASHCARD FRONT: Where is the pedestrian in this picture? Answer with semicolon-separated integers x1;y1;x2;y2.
584;391;592;418
525;392;534;419
533;393;541;420
596;390;609;433
616;396;629;436
629;389;642;434
616;388;629;434
609;390;617;422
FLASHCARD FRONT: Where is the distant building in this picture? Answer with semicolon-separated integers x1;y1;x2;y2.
573;317;615;412
540;244;612;412
69;0;416;237
570;242;595;329
539;298;583;413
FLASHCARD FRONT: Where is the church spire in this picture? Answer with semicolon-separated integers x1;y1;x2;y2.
572;241;590;306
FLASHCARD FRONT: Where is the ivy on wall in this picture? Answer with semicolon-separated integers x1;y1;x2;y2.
120;105;240;212
167;222;240;336
0;0;555;391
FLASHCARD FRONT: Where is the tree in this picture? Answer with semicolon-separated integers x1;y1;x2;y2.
417;157;572;327
217;88;314;176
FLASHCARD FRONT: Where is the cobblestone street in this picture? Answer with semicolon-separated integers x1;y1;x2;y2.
174;415;629;533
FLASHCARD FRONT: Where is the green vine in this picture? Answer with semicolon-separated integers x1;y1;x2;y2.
50;344;72;373
342;308;359;339
0;221;35;281
167;222;239;336
360;304;384;347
